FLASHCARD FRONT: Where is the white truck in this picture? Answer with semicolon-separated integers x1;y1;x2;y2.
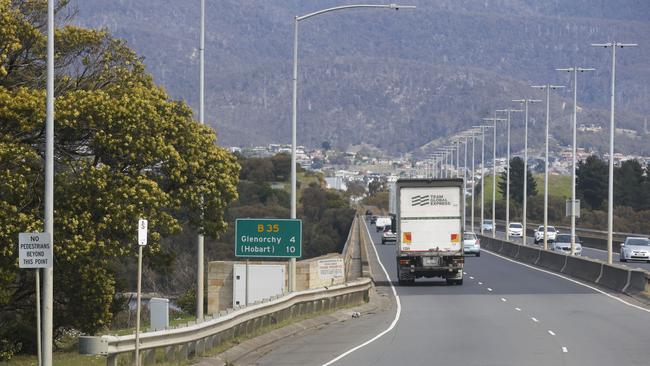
394;178;465;285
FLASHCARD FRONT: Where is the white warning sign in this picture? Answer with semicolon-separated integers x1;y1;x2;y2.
18;232;53;268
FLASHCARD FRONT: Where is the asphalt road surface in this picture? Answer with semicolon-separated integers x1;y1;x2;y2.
251;219;650;366
487;228;650;271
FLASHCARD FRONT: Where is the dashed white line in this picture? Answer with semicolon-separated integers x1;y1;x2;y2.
548;330;556;336
531;317;539;323
463;271;467;275
487;287;493;292
562;347;568;353
478;282;483;285
469;276;474;279
483;249;650;314
515;307;522;311
500;297;507;302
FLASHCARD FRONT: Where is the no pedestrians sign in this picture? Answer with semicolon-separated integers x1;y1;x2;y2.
18;232;53;268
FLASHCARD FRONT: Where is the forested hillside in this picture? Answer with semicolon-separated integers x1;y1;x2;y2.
71;0;650;154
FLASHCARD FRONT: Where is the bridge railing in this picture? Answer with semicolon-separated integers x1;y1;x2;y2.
79;277;371;365
80;215;370;366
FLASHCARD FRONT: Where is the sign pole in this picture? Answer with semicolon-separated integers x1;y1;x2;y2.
135;219;148;366
135;245;143;366
36;269;41;366
245;259;250;306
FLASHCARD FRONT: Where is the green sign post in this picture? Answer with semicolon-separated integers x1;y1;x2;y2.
235;219;302;258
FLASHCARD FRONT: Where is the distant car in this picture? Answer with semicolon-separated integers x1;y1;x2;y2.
365;209;373;217
534;225;557;244
381;226;397;245
370;215;377;224
620;237;650;263
482;220;494;232
508;222;524;237
375;216;391;232
463;232;480;256
550;234;582;256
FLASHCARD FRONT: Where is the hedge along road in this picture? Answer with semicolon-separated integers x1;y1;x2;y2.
252;219;650;366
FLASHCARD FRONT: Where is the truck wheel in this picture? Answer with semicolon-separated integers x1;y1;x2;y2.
476;252;480;257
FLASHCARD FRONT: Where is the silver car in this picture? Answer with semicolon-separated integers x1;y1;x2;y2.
381;226;397;245
550;234;582;256
620;237;650;263
463;232;480;257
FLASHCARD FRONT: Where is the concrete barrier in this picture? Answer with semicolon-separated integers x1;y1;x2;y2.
500;241;519;258
626;270;649;295
597;264;632;292
537;250;568;272
477;234;650;303
516;245;541;265
562;256;603;283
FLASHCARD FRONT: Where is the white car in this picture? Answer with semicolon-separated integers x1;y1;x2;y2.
508;222;524;237
463;232;480;256
482;220;494;232
620;237;650;262
375;216;391;232
534;225;557;244
551;234;582;256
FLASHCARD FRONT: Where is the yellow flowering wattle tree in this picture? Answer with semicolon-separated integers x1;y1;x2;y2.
0;0;239;358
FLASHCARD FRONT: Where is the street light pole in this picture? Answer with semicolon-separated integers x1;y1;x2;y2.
591;42;637;264
531;85;564;250
556;67;594;255
196;0;206;322
483;117;506;238
43;1;54;365
474;125;492;235
290;4;414;291
496;109;522;241
513;99;541;245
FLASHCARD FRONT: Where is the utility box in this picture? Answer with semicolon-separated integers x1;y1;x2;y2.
149;297;169;331
233;264;284;307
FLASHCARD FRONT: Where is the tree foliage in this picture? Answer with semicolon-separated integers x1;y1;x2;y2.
498;157;537;204
576;155;608;210
0;1;238;358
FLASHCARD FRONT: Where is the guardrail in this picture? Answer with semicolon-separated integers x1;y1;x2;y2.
79;278;372;365
478;235;650;301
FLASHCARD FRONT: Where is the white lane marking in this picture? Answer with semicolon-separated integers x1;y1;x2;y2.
531;317;539;322
463;271;467;275
548;330;556;336
469;276;474;279
562;347;568;353
487;287;493;292
322;221;401;366
500;297;507;302
483;249;650;314
478;282;483;285
515;307;522;311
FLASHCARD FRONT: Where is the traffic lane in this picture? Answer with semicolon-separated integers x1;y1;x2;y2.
251;219;397;366
491;229;650;271
335;224;566;366
470;250;650;366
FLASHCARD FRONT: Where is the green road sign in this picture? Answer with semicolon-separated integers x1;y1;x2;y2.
235;218;302;258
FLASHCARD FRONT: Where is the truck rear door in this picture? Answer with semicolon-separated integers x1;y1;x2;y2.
398;186;462;253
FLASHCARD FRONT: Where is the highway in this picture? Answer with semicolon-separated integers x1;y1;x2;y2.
251;219;650;366
485;227;650;271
